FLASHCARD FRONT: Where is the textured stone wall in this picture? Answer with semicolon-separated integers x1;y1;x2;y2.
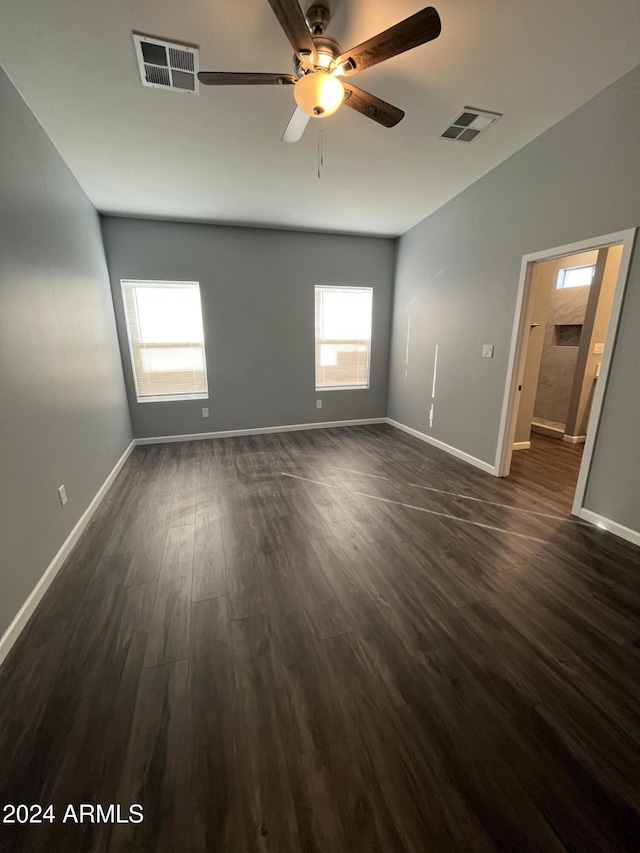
533;285;590;425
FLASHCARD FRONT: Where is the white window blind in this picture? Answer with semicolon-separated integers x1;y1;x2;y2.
121;280;208;402
315;286;372;390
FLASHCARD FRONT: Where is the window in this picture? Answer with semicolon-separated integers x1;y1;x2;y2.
121;280;208;402
556;264;595;289
315;286;372;390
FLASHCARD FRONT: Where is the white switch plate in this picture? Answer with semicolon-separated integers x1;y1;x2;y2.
482;344;494;358
58;485;68;506
201;407;209;418
316;400;322;409
593;342;604;355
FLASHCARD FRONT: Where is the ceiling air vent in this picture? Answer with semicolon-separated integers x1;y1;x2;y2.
133;34;199;94
440;107;501;142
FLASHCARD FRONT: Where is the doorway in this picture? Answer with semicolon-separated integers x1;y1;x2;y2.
516;245;622;448
495;228;636;519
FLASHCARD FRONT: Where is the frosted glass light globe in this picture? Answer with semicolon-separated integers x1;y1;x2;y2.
294;72;345;118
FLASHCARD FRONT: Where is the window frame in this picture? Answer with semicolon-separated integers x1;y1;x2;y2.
314;285;373;392
120;279;209;404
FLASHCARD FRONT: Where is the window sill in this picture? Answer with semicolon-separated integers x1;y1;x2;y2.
136;393;209;403
315;386;370;392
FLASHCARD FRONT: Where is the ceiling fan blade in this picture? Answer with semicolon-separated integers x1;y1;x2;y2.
266;0;316;65
336;6;441;76
342;83;404;128
198;72;296;85
282;107;311;143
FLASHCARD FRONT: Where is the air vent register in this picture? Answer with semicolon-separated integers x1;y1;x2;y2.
133;34;199;94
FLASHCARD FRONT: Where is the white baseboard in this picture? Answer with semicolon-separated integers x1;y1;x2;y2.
512;441;531;450
0;440;136;668
531;422;564;438
386;418;496;475
577;508;640;548
563;434;586;445
134;418;387;445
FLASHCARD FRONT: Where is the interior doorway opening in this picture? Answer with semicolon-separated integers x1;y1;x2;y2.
495;229;636;522
515;245;622;450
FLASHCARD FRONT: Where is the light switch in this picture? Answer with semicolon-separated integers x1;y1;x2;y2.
482;344;494;358
593;342;604;355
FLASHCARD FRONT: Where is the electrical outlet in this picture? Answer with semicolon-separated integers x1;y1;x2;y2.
201;407;209;418
482;344;494;358
316;400;322;409
58;485;68;506
593;342;604;355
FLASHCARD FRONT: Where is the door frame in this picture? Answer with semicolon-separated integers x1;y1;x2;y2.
494;228;636;518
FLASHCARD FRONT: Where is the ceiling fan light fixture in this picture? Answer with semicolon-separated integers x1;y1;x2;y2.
294;71;344;117
333;58;355;76
316;51;333;70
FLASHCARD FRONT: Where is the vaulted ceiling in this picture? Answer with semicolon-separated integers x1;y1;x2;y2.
2;0;639;235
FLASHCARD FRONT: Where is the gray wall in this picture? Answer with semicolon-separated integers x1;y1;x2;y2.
388;62;640;532
101;217;395;438
0;67;132;638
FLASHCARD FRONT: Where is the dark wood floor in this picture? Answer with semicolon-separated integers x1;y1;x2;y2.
1;426;640;852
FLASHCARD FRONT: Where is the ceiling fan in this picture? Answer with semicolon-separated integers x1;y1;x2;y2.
198;1;441;142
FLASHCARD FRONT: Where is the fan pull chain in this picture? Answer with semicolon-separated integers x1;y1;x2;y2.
317;118;324;179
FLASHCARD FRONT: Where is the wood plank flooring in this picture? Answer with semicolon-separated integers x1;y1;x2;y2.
1;426;640;851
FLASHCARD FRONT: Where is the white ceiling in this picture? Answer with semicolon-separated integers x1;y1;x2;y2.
2;0;640;236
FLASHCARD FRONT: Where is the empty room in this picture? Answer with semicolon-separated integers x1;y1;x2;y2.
1;1;640;850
